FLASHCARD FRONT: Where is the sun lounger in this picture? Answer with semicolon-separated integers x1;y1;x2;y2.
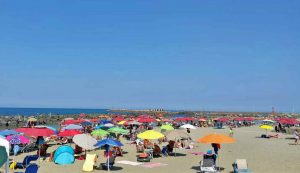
232;159;251;173
101;156;116;170
83;154;97;172
21;143;38;153
199;158;218;173
137;153;151;162
15;164;38;173
15;155;39;169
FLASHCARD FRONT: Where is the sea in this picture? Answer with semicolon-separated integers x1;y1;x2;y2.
0;107;110;116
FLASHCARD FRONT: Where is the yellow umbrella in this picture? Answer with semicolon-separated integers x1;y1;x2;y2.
259;125;273;130
137;130;164;140
117;121;126;125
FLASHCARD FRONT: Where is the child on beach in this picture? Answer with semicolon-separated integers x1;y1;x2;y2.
229;127;234;137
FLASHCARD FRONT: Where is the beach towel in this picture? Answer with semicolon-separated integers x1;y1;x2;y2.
83;154;96;172
190;152;205;156
116;160;143;166
141;162;168;168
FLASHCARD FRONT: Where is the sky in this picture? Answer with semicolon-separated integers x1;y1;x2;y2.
0;1;299;112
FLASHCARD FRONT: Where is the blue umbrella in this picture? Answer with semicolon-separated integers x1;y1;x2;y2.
80;121;93;127
94;138;123;148
94;138;123;171
0;129;18;137
99;120;113;124
95;125;110;130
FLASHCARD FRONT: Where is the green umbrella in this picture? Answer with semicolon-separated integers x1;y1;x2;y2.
91;129;109;137
160;124;174;131
0;146;8;168
108;127;129;134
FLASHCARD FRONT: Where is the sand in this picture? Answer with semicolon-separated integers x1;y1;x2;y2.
4;126;300;173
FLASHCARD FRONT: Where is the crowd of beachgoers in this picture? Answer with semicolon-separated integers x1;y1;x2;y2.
0;113;300;173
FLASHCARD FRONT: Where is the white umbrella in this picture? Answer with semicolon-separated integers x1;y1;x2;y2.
104;123;114;127
73;134;97;150
262;119;275;123
180;124;197;129
63;124;83;130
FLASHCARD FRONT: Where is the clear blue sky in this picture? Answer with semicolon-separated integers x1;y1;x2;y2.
0;1;299;112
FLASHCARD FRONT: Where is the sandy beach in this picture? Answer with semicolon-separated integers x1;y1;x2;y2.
5;125;299;173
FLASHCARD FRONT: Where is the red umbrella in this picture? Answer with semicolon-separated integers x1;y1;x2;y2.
244;117;255;121
161;118;173;122
58;130;82;137
217;118;230;122
89;118;99;122
15;127;55;137
233;117;244;121
137;118;157;123
113;116;124;122
79;113;85;117
175;117;196;121
199;118;206;122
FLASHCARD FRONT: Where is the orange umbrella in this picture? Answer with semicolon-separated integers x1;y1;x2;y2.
197;134;235;144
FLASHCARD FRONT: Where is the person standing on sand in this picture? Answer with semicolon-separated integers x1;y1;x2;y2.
229;126;234;137
294;130;299;145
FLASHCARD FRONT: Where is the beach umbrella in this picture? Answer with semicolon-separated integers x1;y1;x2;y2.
104;123;114;128
259;125;273;131
15;127;55;137
80;121;93;127
199;118;206;122
94;138;123;172
95;124;110;130
89;118;99;123
107;127;129;134
99;120;113;124
94;138;124;148
165;130;191;140
125;120;142;125
137;130;164;140
0;146;8;168
79;113;85;117
73;134;97;150
180;124;197;130
91;129;109;137
137;118;157;123
117;121;126;125
63;124;83;130
58;130;82;137
27;117;37;122
6;135;30;144
217;118;230;122
160;124;174;131
35;125;58;134
0;129;18;137
113;116;124;122
197;134;235;144
262;119;275;123
0;137;9;173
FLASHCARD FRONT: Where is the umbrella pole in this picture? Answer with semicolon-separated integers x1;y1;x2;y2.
5;158;9;173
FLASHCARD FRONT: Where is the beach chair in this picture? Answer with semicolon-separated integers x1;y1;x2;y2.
15;163;38;173
101;156;116;170
21;143;38;153
15;155;39;169
83;154;97;172
232;159;251;173
199;157;218;173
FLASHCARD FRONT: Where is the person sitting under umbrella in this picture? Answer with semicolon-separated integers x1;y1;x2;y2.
203;150;217;164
